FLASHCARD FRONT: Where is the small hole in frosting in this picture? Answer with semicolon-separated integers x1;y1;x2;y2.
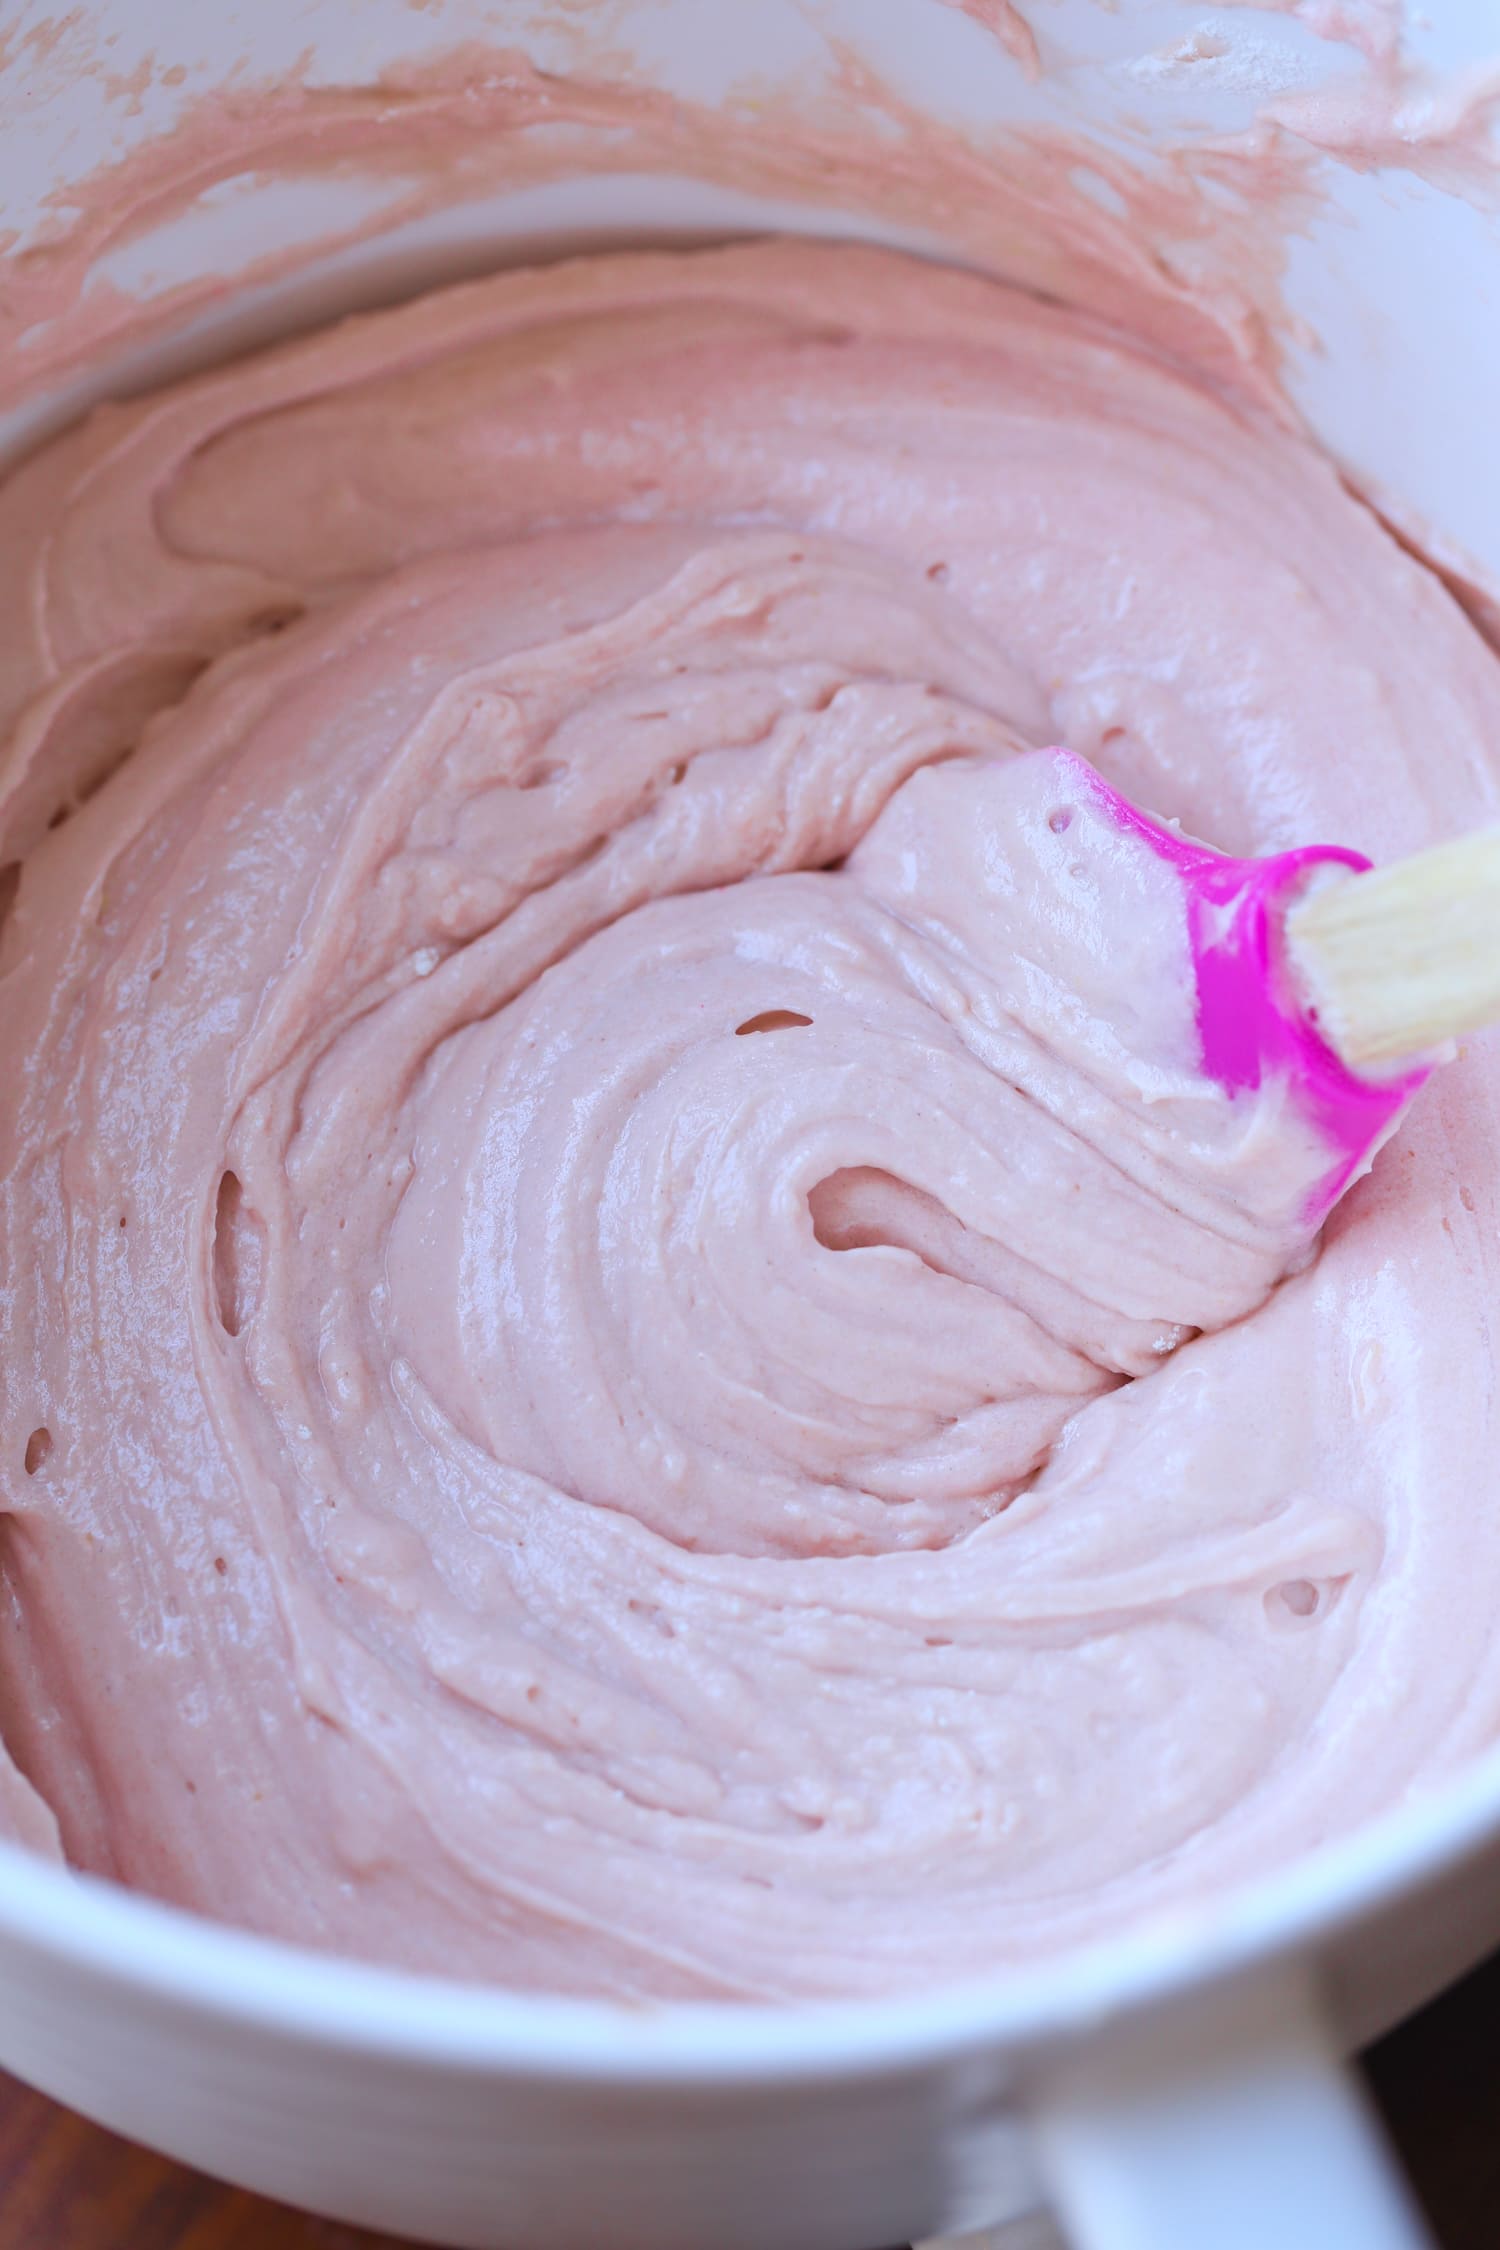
927;561;950;584
245;605;303;638
518;761;563;791
1265;1575;1344;1627
212;1170;263;1339
23;1428;52;1476
213;1556;227;1576
627;1596;677;1639
1048;806;1074;834
736;1010;814;1035
46;804;70;832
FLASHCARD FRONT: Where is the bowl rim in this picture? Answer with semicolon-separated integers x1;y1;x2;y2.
4;1738;1500;2084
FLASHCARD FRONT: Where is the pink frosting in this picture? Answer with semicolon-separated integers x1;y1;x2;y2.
1;242;1499;2001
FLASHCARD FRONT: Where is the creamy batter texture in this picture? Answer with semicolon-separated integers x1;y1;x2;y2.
3;241;1500;1997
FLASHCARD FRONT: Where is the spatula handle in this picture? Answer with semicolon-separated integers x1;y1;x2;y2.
1285;824;1500;1073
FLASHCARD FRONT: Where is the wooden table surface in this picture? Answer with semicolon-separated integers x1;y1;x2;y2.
1;1948;1497;2250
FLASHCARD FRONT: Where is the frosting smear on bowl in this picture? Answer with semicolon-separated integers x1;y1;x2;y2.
1;241;1499;1998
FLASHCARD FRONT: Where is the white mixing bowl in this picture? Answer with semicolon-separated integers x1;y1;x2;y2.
0;4;1496;2245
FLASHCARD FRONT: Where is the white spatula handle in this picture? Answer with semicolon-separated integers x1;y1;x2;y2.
921;1972;1430;2250
1286;822;1500;1072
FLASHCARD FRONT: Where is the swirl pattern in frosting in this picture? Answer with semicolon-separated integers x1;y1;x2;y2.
2;242;1500;1997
